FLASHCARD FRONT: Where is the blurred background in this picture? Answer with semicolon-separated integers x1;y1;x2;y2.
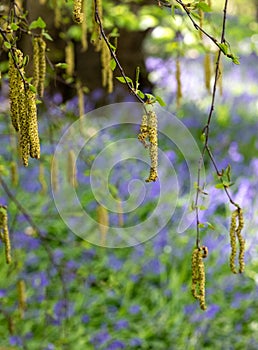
0;0;258;349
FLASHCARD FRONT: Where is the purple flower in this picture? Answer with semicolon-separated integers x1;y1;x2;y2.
91;330;110;346
129;305;140;315
114;319;129;330
106;340;125;350
9;336;23;346
31;271;49;288
130;338;142;347
108;255;124;271
205;304;220;319
0;289;7;298
53;300;74;321
81;314;90;324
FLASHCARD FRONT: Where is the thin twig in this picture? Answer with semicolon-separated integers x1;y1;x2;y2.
194;0;239;248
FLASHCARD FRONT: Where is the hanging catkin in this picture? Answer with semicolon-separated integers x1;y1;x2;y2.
65;41;75;77
204;52;211;93
27;86;40;160
96;204;109;246
81;0;88;51
73;0;84;23
191;246;207;310
138;114;149;148
67;150;78;188
76;80;85;117
101;40;113;93
0;206;12;264
146;110;158;183
229;209;245;274
38;37;46;97
17;279;26;319
9;50;24;132
176;58;182;108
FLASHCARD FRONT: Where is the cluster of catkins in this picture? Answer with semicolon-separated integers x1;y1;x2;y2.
138;110;158;182
229;208;245;274
0;205;11;264
191;245;208;311
9;47;42;166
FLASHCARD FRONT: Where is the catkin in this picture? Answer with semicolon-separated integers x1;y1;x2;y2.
76;80;85;117
9;50;24;132
176;58;182;108
96;204;109;245
17;279;26;319
204;52;211;93
138;114;149;148
191;247;207;310
67;150;78;188
199;9;204;40
81;0;88;51
39;163;47;195
229;209;245;274
65;41;75;77
10;161;19;186
27;86;40;160
38;37;46;97
0;206;12;264
101;40;113;93
33;38;40;92
146;111;158;183
73;0;84;23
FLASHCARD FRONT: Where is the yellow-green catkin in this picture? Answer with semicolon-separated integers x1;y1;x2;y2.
96;204;109;246
236;209;245;273
81;0;88;51
54;0;61;28
65;41;75;77
51;156;59;193
19;83;30;167
92;0;103;52
9;49;25;132
176;58;182;108
229;209;245;274
146;110;158;183
204;52;211;93
0;206;12;264
17;279;26;319
67;150;78;188
199;9;204;40
73;0;84;23
39;163;47;195
76;80;85;117
38;37;46;97
26;86;40;160
10;161;19;187
191;247;207;311
33;38;40;92
101;40;113;93
138;114;149;148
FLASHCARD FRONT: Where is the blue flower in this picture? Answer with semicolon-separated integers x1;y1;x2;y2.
106;340;125;349
129;305;140;315
114;319;129;330
81;314;90;324
9;335;23;346
130;338;142;347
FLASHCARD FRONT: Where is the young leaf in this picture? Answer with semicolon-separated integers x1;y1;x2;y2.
4;41;11;49
155;95;166;106
56;63;68;69
10;23;19;31
29;17;46;30
42;31;53;41
196;3;211;12
110;59;116;71
116;76;133;84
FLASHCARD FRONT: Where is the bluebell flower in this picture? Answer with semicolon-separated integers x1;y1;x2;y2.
106;340;125;349
130;338;142;347
129;305;140;315
108;254;124;271
81;314;90;324
9;335;23;346
91;330;110;346
114;319;129;330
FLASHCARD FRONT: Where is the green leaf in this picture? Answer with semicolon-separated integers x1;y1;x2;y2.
218;43;228;55
4;41;11;49
155;95;166;106
207;222;215;230
10;23;19;30
196;3;211;12
29;84;37;93
137;90;145;99
215;183;224;189
42;31;53;41
198;223;205;228
116;76;133;84
55;63;68;69
110;59;116;71
29;17;46;30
